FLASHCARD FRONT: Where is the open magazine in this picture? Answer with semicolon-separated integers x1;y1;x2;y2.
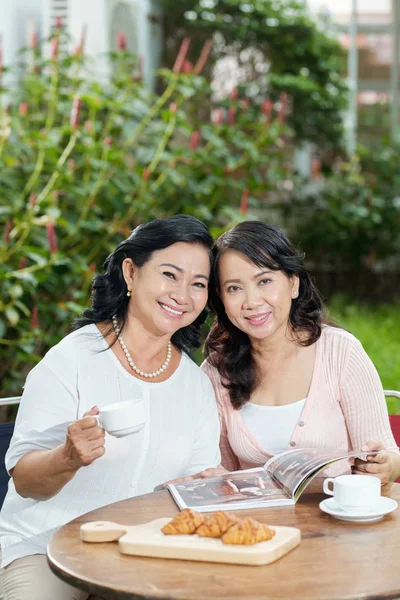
167;447;379;512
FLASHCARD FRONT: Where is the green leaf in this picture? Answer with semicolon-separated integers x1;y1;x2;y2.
5;307;19;326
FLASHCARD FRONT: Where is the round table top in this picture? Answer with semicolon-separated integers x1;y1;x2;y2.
47;483;400;600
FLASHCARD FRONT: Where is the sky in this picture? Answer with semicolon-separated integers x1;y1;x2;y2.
307;0;391;14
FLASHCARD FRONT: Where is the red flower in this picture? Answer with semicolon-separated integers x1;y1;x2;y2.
194;39;212;75
261;100;273;123
142;168;151;180
228;107;236;125
0;34;3;86
104;136;112;146
190;131;200;150
89;263;97;272
67;159;75;170
172;38;190;73
169;102;178;113
240;188;249;215
18;256;28;270
19;102;28;116
117;32;127;51
28;192;37;207
182;60;193;73
230;87;239;101
30;31;38;50
30;306;39;329
213;108;223;125
70;95;82;129
46;223;58;253
277;92;288;124
50;37;59;59
3;219;12;243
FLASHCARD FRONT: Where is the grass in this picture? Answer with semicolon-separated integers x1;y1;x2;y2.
328;297;400;414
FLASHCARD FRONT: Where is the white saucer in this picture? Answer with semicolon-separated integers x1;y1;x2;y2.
319;497;398;523
108;423;145;437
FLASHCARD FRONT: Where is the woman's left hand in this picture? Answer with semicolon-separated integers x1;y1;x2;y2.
352;440;392;485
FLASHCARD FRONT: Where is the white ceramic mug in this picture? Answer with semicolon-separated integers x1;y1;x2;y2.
95;400;146;437
323;474;381;513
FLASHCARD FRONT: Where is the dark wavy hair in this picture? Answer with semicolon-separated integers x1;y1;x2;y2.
204;221;326;409
73;215;213;354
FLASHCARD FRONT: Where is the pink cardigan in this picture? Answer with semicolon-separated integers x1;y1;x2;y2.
202;326;398;477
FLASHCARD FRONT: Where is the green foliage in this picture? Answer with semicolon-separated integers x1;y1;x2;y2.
0;30;293;395
282;152;400;271
161;0;348;149
329;297;400;414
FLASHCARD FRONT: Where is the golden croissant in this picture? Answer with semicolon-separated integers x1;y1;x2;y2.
196;511;239;538
161;509;205;535
221;518;275;545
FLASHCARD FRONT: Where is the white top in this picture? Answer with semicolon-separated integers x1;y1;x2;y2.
240;399;306;453
0;325;220;567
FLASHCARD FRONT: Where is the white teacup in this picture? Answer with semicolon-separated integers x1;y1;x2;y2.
95;400;146;437
323;474;381;513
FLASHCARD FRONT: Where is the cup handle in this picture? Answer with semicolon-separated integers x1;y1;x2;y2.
323;478;335;496
94;415;103;429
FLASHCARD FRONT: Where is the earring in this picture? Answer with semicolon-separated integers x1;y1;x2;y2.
127;290;131;297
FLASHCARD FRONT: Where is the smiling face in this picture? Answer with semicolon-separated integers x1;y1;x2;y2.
218;249;299;344
122;242;210;338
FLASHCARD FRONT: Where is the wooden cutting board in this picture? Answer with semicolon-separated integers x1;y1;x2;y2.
80;518;301;566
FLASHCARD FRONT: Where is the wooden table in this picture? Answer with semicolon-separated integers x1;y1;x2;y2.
47;484;400;600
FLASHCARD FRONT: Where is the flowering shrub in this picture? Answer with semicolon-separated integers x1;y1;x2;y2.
0;28;293;396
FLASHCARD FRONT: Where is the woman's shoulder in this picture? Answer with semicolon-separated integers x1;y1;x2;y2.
318;325;363;367
42;324;102;368
320;324;361;348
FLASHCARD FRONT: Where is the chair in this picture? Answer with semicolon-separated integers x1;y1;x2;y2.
384;391;400;483
385;390;400;445
0;397;21;509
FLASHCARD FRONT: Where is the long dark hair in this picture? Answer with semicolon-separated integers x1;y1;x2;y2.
74;215;213;354
204;221;325;409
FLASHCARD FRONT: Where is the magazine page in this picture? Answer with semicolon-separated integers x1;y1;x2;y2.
167;468;293;512
264;448;378;500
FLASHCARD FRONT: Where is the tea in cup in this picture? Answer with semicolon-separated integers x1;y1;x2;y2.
323;474;381;513
95;399;146;437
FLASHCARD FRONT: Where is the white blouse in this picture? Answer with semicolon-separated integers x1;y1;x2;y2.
241;398;306;453
0;325;220;567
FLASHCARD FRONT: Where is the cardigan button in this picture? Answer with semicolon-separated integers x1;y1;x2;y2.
298;421;305;427
289;441;296;447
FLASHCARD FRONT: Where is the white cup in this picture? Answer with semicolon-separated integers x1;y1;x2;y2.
323;474;381;513
95;400;146;437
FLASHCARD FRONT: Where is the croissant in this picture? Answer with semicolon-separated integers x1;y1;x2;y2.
196;511;239;538
221;518;275;545
161;509;205;535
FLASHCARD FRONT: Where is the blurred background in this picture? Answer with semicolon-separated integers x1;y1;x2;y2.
0;0;399;411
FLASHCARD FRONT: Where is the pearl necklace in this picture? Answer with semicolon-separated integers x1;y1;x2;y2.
112;316;172;378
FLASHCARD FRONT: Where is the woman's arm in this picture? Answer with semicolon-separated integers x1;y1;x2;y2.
340;338;400;484
11;408;105;501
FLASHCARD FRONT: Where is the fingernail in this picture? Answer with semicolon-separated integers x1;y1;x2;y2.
91;405;97;410
361;445;369;451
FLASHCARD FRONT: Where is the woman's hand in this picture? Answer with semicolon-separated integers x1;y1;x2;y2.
162;466;229;488
62;407;106;471
352;441;392;485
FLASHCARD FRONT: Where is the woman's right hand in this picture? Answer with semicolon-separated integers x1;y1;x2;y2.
62;407;106;470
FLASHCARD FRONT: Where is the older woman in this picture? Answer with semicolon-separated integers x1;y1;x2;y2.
202;221;400;484
0;215;220;600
